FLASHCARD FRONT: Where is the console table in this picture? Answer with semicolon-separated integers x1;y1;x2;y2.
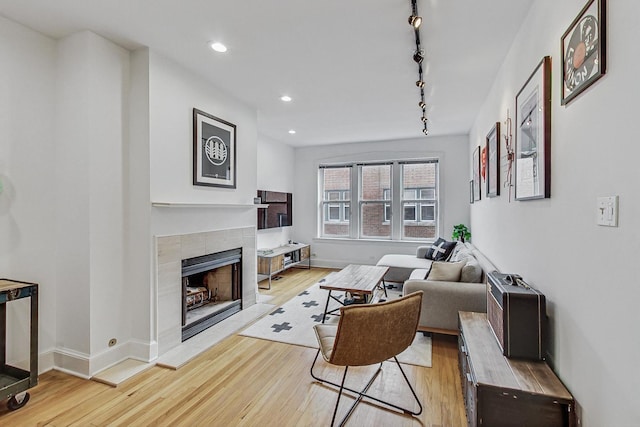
458;311;575;427
257;243;310;289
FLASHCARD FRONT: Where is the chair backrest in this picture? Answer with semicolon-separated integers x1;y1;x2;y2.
329;291;423;366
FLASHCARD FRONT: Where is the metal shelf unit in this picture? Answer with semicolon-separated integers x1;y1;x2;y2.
0;279;38;411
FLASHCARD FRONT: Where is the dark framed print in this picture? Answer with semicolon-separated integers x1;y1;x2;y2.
486;122;501;198
515;56;551;201
193;108;236;188
472;146;481;201
561;0;606;105
470;180;475;204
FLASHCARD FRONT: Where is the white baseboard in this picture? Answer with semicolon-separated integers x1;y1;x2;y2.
49;339;158;378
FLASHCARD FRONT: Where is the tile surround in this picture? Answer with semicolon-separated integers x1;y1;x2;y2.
156;226;257;356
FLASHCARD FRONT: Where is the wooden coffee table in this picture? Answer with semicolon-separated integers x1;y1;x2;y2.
318;264;389;323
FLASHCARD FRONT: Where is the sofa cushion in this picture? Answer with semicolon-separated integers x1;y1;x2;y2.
427;261;465;282
461;257;483;283
425;238;457;261
409;269;430;280
449;242;470;262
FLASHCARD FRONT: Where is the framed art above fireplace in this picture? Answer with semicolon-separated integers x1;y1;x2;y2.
193;108;236;188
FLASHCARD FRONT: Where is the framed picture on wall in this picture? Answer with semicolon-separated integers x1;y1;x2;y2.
193;108;237;188
470;180;475;204
486;122;501;198
515;56;551;201
472;146;481;201
561;0;606;105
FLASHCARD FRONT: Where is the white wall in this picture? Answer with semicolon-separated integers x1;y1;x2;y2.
256;135;295;249
147;50;258;235
294;135;469;267
55;31;131;375
470;0;640;425
0;15;57;369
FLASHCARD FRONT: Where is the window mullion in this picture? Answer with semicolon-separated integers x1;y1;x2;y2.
351;165;359;238
391;162;402;240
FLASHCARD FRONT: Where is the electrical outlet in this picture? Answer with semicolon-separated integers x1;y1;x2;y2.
108;338;117;347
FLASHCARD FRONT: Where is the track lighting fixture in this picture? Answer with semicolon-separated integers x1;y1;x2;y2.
408;15;422;29
408;0;429;136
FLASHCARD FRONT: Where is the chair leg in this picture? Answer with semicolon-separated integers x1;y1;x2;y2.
331;366;348;427
392;356;423;416
310;350;423;423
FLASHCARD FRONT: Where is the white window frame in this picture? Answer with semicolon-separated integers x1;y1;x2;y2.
319;159;439;241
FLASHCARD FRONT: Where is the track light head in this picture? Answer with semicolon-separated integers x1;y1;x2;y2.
418;101;426;109
413;51;424;64
423;128;429;136
416;80;425;88
421;116;428;123
408;15;422;29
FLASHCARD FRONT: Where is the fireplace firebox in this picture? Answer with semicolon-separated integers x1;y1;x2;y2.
181;248;242;341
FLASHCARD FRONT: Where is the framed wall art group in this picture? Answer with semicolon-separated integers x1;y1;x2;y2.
472;0;606;204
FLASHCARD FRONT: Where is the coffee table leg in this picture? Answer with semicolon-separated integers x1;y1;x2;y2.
322;290;332;324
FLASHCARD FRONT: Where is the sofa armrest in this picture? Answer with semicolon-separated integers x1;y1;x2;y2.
403;279;487;332
416;246;430;258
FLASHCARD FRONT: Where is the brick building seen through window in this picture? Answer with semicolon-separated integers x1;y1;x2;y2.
320;161;438;240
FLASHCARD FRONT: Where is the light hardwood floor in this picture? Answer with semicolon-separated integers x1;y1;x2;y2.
0;267;467;426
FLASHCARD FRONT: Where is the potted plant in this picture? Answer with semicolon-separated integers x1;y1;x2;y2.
452;224;471;243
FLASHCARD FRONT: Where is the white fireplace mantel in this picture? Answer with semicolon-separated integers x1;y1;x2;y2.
152;201;269;208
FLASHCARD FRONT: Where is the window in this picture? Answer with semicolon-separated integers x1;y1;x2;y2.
359;164;391;239
401;162;438;239
319;160;439;241
325;190;350;222
320;166;351;237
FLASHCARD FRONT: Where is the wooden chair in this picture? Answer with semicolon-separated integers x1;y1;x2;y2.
310;291;424;426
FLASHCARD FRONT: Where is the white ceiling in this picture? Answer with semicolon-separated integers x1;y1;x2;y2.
0;0;534;147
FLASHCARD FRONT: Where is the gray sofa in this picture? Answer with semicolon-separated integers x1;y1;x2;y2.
376;242;498;335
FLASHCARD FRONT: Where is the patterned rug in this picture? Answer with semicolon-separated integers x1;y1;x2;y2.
239;277;432;367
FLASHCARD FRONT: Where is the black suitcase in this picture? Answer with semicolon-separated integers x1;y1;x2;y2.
486;272;547;360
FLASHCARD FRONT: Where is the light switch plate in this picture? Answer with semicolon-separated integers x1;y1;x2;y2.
597;196;618;227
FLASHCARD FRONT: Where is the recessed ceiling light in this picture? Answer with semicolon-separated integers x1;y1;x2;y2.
210;42;227;53
280;95;292;102
288;130;296;134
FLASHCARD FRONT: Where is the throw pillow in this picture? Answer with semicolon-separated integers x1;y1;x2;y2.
449;242;465;262
426;261;465;282
461;258;483;283
425;238;457;261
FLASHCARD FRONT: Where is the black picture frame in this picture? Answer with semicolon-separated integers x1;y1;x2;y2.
470;180;475;204
486;122;501;198
515;56;551;201
193;108;237;188
561;0;606;105
472;146;481;202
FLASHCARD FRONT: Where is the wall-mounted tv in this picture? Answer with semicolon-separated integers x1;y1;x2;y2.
257;190;292;230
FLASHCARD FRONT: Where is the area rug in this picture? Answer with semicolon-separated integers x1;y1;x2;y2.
240;276;432;367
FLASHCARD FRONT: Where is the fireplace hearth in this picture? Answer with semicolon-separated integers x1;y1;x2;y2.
181;248;242;341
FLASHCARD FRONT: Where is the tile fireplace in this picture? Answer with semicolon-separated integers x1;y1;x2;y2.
181;248;242;341
156;226;257;355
